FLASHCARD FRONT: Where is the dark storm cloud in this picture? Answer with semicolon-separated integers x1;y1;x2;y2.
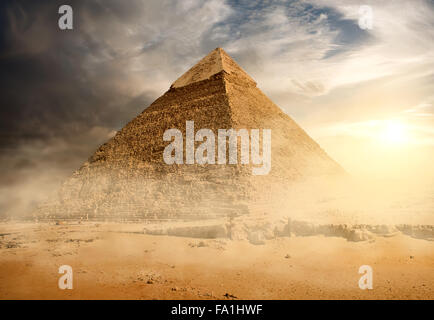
0;0;161;216
0;0;158;149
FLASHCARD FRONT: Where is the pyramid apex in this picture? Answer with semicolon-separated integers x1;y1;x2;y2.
171;47;256;88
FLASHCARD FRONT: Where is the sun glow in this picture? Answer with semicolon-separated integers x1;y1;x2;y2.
380;120;408;145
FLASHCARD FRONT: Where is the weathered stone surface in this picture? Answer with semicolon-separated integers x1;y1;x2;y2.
139;217;430;243
367;225;399;237
396;225;434;241
248;231;266;245
228;223;248;241
35;48;344;220
167;224;228;239
346;229;374;242
272;219;290;237
144;221;228;239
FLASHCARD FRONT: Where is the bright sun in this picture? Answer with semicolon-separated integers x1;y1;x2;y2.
380;120;407;145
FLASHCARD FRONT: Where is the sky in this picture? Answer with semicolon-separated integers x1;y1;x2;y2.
0;0;433;216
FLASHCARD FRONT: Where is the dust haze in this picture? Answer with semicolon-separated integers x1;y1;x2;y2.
1;0;433;300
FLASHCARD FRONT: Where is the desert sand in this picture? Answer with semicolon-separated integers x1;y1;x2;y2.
35;48;343;222
0;221;432;300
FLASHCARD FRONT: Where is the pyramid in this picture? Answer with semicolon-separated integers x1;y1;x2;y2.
36;48;344;220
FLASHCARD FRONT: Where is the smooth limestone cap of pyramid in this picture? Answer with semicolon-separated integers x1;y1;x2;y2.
171;48;256;88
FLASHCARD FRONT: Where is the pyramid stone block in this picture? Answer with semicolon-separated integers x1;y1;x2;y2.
36;48;344;220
